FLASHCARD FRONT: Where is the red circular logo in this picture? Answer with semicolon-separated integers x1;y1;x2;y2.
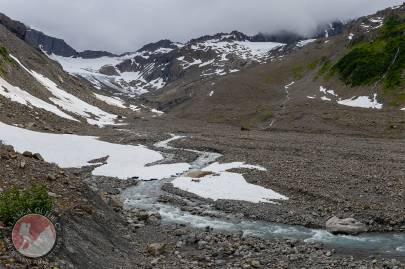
11;214;57;258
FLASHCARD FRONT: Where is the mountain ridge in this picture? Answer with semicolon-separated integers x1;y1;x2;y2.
0;12;117;58
0;4;405;269
0;11;343;59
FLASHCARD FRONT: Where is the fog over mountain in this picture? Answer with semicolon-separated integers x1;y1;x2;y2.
0;0;403;53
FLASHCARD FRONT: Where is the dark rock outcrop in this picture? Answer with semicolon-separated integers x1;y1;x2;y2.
313;21;344;39
79;50;117;58
137;39;178;52
0;13;117;58
0;12;26;40
252;31;303;44
252;21;344;44
24;28;78;57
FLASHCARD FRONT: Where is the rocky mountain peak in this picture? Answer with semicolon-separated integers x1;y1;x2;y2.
25;28;77;57
0;13;117;59
137;39;180;53
0;12;26;40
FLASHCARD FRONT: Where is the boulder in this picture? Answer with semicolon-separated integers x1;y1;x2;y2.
185;170;216;178
146;243;166;256
22;151;33;157
33;153;44;161
326;216;368;235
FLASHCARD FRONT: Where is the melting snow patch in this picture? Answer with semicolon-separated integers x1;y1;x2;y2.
337;94;382;109
182;58;203;69
153;47;174;54
49;53;166;95
318;86;335;101
172;162;288;203
199;59;215;68
151;108;164;115
320;86;336;95
94;93;126;109
0;77;77;121
11;55;120;127
191;40;284;63
315;86;383;110
297;39;317;47
369;17;384;29
0;122;190;180
129;105;141;112
284;82;295;89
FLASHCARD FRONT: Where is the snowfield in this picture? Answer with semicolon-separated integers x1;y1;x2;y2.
48;35;287;94
312;86;383;110
337;94;383;109
172;162;288;203
0;122;190;180
49;53;167;96
94;93;126;108
11;55;121;127
0;77;77;121
296;39;317;47
191;40;284;63
0;122;287;203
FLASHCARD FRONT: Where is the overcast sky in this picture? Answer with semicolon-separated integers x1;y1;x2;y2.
0;0;403;53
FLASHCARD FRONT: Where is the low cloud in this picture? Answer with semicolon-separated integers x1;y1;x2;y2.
1;0;402;53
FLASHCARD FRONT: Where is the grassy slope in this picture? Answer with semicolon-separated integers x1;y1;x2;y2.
332;15;405;106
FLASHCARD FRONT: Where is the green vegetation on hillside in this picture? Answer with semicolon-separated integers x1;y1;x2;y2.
0;46;7;58
0;184;53;225
314;57;333;80
291;65;304;80
241;105;273;130
0;46;12;63
307;59;321;70
0;46;14;74
334;16;405;90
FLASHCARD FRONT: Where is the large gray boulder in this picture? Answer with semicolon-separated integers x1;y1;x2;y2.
326;216;368;235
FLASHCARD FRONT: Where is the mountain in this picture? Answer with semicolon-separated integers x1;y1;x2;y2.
0;12;343;97
49;31;287;96
144;4;405;135
252;21;344;43
0;16;144;131
0;4;405;269
0;13;117;58
1;4;404;133
41;25;343;96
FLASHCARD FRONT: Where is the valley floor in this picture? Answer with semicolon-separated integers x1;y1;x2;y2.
1;116;405;268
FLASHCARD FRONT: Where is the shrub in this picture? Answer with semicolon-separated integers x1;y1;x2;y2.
307;59;321;70
0;46;7;58
381;15;405;38
0;46;12;63
333;15;405;89
0;184;53;225
291;65;304;80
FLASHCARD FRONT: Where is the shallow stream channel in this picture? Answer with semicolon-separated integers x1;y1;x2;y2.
121;135;405;257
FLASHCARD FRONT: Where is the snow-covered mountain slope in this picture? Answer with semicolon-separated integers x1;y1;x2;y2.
144;4;405;135
0;11;345;98
49;32;288;96
1;3;404;135
0;23;145;131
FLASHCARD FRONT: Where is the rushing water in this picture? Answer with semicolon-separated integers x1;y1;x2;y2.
121;135;405;256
